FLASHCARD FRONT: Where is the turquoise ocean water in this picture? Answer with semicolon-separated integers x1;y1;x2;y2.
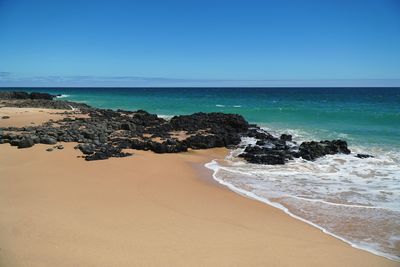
13;87;399;148
2;87;400;260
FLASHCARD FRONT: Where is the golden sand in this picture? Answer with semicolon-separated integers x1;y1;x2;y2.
0;107;88;128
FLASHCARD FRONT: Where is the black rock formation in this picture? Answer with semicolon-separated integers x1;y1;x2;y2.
0;91;55;100
239;128;352;165
0;93;363;163
356;153;374;159
0;97;250;160
17;137;34;149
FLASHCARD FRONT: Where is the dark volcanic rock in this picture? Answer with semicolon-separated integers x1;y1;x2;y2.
240;152;287;165
40;137;57;145
247;128;274;140
77;144;96;155
184;134;225;149
121;122;135;131
239;130;351;165
130;139;149;150
298;140;350;160
0;91;30;99
148;139;188;153
82;130;96;140
239;145;292;165
17;137;34;149
83;144;132;161
280;134;292;142
170;112;249;133
0;91;55;100
0;91;91;110
1;99;91;110
356;153;374;159
29;92;54;100
10;139;20;146
169;113;248;150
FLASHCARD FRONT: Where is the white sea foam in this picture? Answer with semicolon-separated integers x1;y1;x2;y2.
205;134;400;261
216;104;241;108
158;114;174;120
67;104;76;111
56;94;70;98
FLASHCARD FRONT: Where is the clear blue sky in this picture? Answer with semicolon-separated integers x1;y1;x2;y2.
0;0;400;86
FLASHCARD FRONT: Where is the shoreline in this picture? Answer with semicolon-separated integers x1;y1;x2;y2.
0;106;398;266
205;159;399;262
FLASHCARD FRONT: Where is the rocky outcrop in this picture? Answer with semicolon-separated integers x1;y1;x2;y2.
0;93;360;163
239;127;352;165
0;99;250;160
0;91;55;100
1;99;91;110
17;137;34;149
356;153;373;159
170;112;249;134
297;140;351;160
0;91;91;110
77;143;132;161
239;145;291;165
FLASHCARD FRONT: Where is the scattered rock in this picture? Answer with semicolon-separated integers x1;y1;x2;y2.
356;153;374;159
239;146;290;165
78;144;95;155
84;144;132;161
46;148;54;152
40;137;57;145
239;128;352;165
280;134;292;142
10;139;20;146
1;116;10;119
297;140;351;160
17;137;34;149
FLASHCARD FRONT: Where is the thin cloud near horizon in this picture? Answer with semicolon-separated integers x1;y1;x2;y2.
0;73;399;87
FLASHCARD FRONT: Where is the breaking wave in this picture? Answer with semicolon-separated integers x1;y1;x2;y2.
56;94;70;98
205;129;400;261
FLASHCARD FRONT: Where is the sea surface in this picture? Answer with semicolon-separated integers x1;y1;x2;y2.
2;87;400;260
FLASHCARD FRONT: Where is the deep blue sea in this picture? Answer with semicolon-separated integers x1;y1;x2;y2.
2;87;400;260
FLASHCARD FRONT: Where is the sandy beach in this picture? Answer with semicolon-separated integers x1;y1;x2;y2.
0;108;398;267
0;107;71;128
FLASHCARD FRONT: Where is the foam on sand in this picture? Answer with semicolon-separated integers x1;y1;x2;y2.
206;135;400;262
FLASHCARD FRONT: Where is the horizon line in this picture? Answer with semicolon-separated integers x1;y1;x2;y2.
1;74;400;87
1;86;400;88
